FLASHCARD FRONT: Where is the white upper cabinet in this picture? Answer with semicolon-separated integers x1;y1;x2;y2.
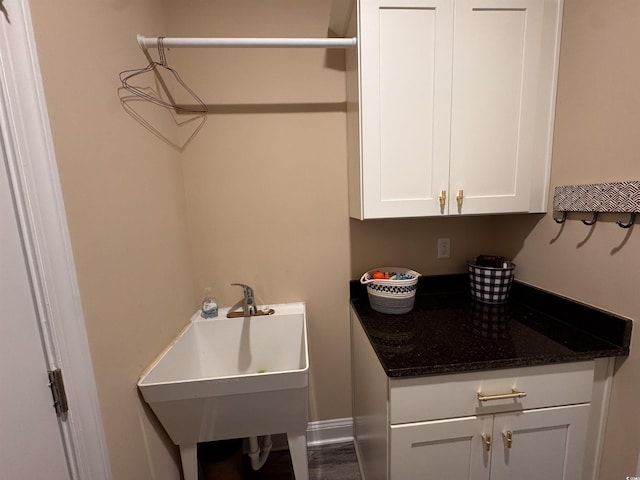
346;0;563;219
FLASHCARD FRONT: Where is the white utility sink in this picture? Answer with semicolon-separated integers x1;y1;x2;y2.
138;302;309;480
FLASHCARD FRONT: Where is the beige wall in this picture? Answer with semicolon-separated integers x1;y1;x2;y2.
506;0;640;475
32;0;353;477
28;0;640;478
164;0;353;422
30;1;195;478
349;215;542;277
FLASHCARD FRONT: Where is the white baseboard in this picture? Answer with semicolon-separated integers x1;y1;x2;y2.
306;417;354;446
243;417;355;451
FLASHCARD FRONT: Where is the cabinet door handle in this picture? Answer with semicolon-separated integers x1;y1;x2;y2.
503;430;513;448
456;189;464;207
477;388;527;402
481;433;491;452
439;190;447;208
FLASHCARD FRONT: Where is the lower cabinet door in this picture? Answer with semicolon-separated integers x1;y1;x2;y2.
490;404;590;480
390;415;492;480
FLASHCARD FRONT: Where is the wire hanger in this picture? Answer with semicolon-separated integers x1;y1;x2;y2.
119;37;207;114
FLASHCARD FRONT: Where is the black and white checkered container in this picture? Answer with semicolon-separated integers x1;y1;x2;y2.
360;267;420;314
467;260;515;304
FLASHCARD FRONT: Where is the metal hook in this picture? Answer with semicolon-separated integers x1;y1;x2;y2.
616;212;636;229
582;212;599;226
553;211;567;224
157;36;167;66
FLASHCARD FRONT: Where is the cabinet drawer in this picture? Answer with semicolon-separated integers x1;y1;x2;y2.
389;361;594;424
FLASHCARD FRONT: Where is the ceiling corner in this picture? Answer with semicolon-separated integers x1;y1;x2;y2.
328;0;355;36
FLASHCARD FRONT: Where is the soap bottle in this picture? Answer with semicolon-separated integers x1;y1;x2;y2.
201;288;218;318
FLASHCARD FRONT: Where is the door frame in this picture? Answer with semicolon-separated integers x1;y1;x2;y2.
0;0;111;478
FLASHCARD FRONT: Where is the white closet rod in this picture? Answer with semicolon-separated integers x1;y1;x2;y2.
137;34;357;50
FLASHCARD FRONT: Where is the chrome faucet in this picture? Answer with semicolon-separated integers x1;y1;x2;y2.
230;283;257;316
227;283;275;318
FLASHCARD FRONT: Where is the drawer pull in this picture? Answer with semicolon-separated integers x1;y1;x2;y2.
503;430;513;448
482;433;491;452
477;388;527;402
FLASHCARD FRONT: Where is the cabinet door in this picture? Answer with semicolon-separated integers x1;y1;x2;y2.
448;0;550;214
490;404;590;480
359;0;453;218
390;415;492;480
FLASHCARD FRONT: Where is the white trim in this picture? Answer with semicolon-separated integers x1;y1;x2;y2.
0;1;111;478
306;417;354;446
584;357;615;480
353;436;367;480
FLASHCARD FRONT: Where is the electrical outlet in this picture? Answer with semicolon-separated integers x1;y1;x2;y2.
437;238;450;259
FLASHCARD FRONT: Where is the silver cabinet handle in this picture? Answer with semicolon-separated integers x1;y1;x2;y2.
477;388;527;402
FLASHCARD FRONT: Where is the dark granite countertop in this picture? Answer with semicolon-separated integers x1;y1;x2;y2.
350;274;632;378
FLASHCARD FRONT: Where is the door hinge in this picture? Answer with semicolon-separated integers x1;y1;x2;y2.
48;368;69;416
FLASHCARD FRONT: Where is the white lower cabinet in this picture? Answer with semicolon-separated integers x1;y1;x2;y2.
350;309;605;480
389;404;590;480
490;405;589;480
390;415;490;480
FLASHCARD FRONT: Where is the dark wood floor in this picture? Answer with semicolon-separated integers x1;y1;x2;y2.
243;442;361;480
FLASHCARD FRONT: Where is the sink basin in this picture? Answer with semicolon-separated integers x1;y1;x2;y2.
138;302;309;480
139;302;308;400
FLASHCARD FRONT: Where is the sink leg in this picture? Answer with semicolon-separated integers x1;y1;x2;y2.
179;443;198;480
287;431;309;480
